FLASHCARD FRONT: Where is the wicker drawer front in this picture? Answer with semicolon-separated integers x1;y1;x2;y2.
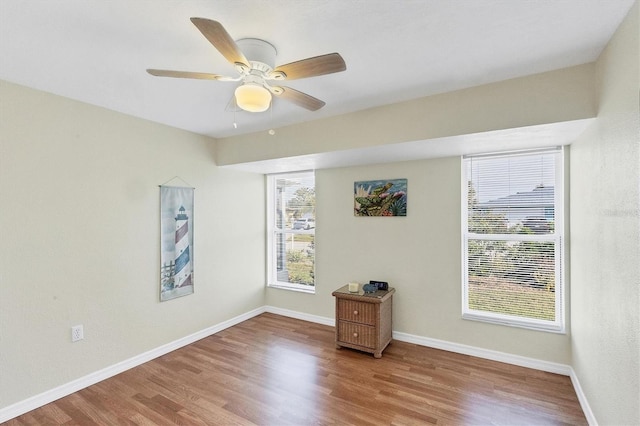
337;321;376;349
337;299;376;325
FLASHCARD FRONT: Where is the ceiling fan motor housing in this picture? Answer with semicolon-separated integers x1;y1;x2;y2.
236;38;277;71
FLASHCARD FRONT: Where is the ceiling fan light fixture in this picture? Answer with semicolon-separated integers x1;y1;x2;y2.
235;83;271;112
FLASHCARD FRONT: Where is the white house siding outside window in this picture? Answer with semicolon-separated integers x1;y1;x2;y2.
267;172;316;293
462;148;565;332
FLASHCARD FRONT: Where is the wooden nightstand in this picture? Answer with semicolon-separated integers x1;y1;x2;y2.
332;285;395;358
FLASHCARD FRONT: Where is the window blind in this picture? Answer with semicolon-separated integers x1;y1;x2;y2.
463;148;564;332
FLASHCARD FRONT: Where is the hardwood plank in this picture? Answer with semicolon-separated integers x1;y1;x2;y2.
4;313;587;425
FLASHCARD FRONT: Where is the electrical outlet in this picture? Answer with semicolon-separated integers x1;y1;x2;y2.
71;325;84;342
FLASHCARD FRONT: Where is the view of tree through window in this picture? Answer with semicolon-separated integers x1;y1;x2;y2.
463;149;563;331
270;172;315;290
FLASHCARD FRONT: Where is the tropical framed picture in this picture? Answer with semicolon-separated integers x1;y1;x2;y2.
354;178;407;216
160;186;194;301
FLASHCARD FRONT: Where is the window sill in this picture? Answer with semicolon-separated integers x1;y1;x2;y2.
267;283;315;294
462;312;565;334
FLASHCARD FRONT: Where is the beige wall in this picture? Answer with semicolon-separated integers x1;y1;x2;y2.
0;81;266;408
570;2;640;424
216;63;595;166
251;12;603;370
2;3;638;420
266;156;572;363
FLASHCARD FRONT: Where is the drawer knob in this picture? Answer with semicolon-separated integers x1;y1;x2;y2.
353;310;358;315
353;332;359;338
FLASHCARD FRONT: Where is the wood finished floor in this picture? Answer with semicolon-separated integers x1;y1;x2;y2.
6;313;587;425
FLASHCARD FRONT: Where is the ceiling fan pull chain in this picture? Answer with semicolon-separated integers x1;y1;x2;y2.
268;100;275;136
233;97;238;129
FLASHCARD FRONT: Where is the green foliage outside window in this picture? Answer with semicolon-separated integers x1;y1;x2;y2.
286;239;314;285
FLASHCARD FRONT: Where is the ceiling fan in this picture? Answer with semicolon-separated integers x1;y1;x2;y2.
147;18;346;113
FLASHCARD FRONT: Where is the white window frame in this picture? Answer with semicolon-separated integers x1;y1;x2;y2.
266;171;315;293
461;147;565;333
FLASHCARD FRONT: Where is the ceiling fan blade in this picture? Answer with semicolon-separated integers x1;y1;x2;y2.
146;69;238;81
275;86;326;111
190;18;249;68
270;53;346;80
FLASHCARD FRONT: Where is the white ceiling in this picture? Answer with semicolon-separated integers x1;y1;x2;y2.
0;0;634;141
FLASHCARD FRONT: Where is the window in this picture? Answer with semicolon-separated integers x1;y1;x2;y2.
462;148;564;332
267;171;315;292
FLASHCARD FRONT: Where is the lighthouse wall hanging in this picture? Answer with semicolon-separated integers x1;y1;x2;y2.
159;185;195;301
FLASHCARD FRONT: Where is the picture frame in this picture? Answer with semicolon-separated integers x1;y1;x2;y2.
354;178;407;216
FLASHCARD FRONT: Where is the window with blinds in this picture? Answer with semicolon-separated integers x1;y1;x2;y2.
267;172;315;293
462;148;564;332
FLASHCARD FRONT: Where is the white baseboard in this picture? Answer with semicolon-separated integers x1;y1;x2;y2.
263;307;573;375
570;368;598;425
1;305;595;424
392;330;572;375
0;307;266;423
264;305;335;326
